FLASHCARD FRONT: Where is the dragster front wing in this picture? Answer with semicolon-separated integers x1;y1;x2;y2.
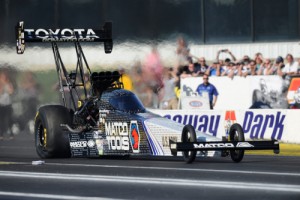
170;140;280;156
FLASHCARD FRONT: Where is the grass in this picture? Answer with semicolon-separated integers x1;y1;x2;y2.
246;143;300;156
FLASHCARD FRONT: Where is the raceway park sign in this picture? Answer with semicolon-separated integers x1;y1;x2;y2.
181;75;300;110
150;109;300;144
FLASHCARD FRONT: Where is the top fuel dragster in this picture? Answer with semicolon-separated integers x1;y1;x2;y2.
15;21;279;163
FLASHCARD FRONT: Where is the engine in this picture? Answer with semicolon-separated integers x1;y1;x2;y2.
73;71;121;128
74;98;99;127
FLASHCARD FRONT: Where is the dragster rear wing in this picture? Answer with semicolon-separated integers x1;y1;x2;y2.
15;21;113;54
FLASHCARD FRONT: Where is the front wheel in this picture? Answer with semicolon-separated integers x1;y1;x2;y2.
229;123;245;163
181;125;197;164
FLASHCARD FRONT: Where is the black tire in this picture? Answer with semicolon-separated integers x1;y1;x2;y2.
229;123;245;163
34;105;72;158
181;125;197;164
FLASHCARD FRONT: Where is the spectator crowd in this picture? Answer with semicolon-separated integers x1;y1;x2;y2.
125;36;300;109
0;67;39;140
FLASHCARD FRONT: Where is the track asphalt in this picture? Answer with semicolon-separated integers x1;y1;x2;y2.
0;133;299;200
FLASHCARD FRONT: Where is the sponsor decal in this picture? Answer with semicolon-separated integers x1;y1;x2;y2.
162;136;177;147
192;142;254;149
242;111;285;140
189;101;203;108
287;77;300;105
129;121;140;153
25;28;100;42
99;110;109;124
294;87;300;104
193;143;234;149
236;142;254;148
70;141;87;148
93;131;102;139
224;110;236;136
105;122;130;151
95;139;104;155
87;140;96;148
164;114;220;136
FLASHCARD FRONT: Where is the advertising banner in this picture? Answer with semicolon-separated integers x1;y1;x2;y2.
180;95;210;110
149;109;300;144
287;77;300;108
181;76;291;110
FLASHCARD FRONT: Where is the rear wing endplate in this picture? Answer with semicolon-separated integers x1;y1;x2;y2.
15;21;113;54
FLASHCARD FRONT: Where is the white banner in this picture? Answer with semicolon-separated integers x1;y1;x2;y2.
149;109;300;144
181;76;289;110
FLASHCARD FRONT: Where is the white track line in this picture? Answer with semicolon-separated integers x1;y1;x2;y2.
0;171;300;193
1;161;300;177
0;160;300;177
46;162;300;177
0;191;122;200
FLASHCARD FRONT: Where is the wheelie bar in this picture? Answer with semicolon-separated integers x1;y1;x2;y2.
170;140;280;155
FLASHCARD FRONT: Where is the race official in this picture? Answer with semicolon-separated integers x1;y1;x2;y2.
196;74;218;110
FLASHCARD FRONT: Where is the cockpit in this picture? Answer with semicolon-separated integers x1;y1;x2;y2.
105;89;146;113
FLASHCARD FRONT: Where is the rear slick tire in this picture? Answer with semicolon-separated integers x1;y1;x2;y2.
181;125;197;164
34;105;72;158
229;123;245;163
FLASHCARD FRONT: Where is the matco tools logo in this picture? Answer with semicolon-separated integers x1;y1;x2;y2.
193;142;254;149
104;120;140;152
193;143;234;149
105;122;130;151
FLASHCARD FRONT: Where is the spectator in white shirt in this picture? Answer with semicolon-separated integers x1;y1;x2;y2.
278;54;299;76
